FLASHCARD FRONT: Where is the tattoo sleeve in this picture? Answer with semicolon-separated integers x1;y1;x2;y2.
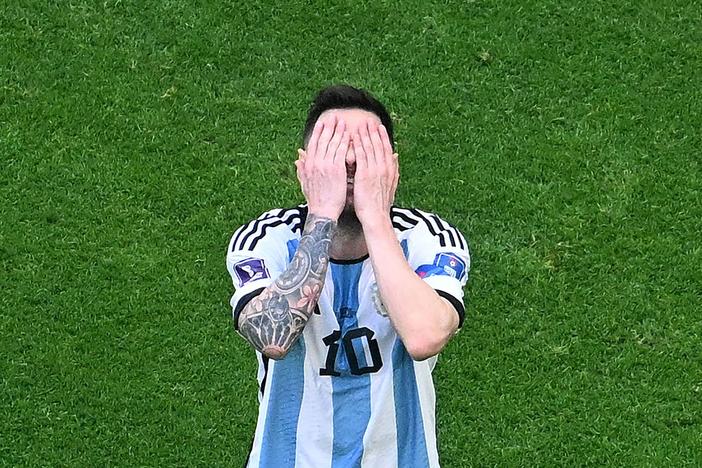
238;214;334;359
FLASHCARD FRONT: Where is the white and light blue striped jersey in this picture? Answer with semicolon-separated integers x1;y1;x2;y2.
226;205;470;468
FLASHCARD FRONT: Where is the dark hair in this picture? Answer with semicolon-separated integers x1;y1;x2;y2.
302;84;394;149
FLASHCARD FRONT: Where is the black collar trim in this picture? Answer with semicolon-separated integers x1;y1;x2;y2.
329;255;369;265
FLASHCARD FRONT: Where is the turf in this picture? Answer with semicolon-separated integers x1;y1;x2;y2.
1;0;700;466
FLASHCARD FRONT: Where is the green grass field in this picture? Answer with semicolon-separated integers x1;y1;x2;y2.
2;0;701;466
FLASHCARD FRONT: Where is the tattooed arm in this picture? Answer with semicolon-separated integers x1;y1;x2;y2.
238;114;348;359
237;215;335;359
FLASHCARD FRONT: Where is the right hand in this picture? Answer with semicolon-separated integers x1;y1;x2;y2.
295;114;349;221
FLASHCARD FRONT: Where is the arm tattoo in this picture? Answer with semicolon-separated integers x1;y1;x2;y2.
238;214;334;359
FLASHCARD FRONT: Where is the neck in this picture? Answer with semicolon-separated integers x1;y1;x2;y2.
329;209;367;261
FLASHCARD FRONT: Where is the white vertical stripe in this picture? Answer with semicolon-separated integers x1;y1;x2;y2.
414;357;440;468
358;266;398;468
361;366;398;468
247;358;277;468
294;289;336;468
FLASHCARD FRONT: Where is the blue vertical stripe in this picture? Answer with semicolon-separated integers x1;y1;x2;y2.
395;236;430;465
330;262;370;468
393;339;430;468
258;339;306;468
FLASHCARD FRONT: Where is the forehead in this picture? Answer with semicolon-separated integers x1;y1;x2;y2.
319;108;381;131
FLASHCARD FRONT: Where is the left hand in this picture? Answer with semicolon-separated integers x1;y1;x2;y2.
351;119;399;227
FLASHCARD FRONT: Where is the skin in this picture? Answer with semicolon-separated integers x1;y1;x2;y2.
238;109;459;361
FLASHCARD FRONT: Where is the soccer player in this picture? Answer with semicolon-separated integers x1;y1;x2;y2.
226;85;470;468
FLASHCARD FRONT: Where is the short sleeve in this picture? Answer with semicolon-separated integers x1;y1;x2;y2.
401;211;471;327
226;208;303;329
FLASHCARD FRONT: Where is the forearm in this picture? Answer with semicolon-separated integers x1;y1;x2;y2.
364;217;458;360
238;214;335;359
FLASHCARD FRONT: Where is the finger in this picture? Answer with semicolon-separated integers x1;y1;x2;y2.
378;124;394;158
296;149;309;179
334;130;350;164
306;118;324;159
359;119;376;166
390;153;400;197
352;133;367;171
294;158;305;185
297;149;307;173
387;154;399;205
379;126;395;178
369;120;386;167
315;114;337;160
325;119;346;160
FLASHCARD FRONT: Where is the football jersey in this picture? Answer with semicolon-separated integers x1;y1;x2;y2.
226;205;470;468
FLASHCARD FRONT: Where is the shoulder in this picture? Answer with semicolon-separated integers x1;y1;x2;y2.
391;206;468;250
228;205;308;252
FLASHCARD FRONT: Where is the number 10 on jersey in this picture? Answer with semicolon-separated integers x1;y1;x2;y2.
319;327;383;376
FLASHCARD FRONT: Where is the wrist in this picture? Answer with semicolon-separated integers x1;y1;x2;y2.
363;216;408;273
360;211;394;237
307;207;340;221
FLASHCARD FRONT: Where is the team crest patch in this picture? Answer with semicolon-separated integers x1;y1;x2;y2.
370;282;388;317
233;258;270;286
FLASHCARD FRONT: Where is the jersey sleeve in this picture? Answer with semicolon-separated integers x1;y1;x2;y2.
403;215;471;327
226;212;296;329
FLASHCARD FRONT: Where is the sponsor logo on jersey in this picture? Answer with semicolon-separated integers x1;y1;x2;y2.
233;258;270;286
415;253;467;281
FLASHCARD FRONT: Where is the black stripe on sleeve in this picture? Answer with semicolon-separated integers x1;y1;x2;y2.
410;207;468;250
454;225;469;251
245;219;288;251
391;207;469;251
231;211;276;251
232;287;265;330
229;225;247;253
442;218;468;250
429;214;458;248
238;211;288;251
436;289;465;328
391;208;421;231
392;216;415;231
410;209;444;246
238;207;303;251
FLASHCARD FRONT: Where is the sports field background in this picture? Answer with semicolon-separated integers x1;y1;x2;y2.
1;0;700;466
